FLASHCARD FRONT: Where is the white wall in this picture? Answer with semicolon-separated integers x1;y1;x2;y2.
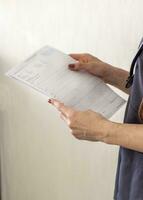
0;0;143;200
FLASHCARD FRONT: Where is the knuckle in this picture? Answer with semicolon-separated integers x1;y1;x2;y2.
70;131;81;140
69;120;74;128
70;130;74;135
74;135;82;140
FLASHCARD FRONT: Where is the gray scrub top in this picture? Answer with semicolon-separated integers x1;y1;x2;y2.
114;39;143;200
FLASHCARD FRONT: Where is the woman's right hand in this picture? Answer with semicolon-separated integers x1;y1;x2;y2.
69;53;111;82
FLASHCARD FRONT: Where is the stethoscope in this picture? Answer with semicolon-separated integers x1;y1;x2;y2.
126;43;143;88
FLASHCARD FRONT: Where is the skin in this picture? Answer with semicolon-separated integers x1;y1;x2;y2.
48;53;143;153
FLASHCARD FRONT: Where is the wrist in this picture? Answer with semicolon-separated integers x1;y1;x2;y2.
102;121;122;145
101;63;117;83
97;118;115;143
102;121;122;144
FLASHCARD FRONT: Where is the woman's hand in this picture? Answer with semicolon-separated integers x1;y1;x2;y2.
49;99;112;142
69;53;130;94
69;53;111;82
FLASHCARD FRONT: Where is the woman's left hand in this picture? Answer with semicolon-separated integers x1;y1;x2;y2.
48;99;111;142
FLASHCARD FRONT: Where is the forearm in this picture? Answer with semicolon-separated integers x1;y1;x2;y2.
103;122;143;153
102;63;130;94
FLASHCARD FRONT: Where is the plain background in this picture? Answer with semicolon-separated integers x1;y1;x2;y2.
0;0;143;199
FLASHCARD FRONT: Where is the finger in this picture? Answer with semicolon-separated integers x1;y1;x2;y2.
69;54;84;61
71;130;85;140
49;99;75;117
60;113;68;123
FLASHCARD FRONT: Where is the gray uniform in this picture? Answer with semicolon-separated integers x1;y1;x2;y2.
114;38;143;200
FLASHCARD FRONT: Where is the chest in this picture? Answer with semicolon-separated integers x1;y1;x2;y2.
124;53;143;124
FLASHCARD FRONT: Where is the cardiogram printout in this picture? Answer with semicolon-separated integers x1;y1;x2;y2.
6;46;126;118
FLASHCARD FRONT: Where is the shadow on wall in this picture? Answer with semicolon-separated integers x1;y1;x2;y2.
0;56;14;74
0;57;7;74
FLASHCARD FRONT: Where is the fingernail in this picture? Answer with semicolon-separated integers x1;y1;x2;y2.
48;99;52;103
69;64;75;69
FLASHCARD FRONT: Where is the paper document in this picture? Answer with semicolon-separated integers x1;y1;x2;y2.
6;46;125;118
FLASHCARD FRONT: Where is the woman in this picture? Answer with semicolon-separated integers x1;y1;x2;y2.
49;38;143;200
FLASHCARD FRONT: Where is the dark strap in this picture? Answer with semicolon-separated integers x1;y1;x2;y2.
126;44;143;88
